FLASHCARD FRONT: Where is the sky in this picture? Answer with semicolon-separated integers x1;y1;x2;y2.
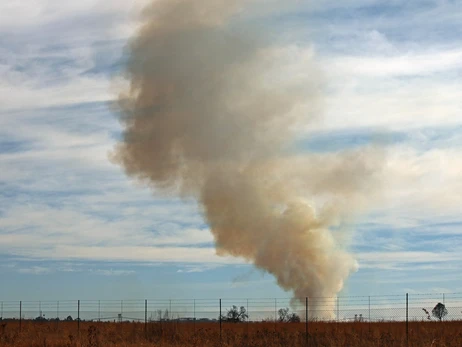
0;0;461;309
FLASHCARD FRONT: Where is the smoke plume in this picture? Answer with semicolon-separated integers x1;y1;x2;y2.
112;0;381;317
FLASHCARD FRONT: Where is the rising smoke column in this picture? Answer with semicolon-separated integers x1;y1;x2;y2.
112;0;380;317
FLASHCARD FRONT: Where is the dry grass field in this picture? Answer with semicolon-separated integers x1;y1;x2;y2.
1;320;462;346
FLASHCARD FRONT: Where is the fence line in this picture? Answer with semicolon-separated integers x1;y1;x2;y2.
1;292;461;344
1;293;460;323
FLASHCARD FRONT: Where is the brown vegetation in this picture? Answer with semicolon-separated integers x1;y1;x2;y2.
1;320;462;346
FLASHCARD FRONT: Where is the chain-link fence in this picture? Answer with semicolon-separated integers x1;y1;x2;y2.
2;294;461;322
1;293;461;342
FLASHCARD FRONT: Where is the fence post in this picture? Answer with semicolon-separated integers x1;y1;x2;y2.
144;299;147;338
219;299;222;345
305;297;308;346
193;299;196;333
246;299;249;324
19;301;22;332
77;300;80;337
337;296;339;322
274;298;277;331
406;293;409;346
369;296;371;332
368;296;371;322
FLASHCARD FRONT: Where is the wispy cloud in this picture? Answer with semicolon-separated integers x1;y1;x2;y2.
327;49;462;78
9;262;137;277
18;266;52;275
94;269;135;276
177;264;224;274
8;245;243;265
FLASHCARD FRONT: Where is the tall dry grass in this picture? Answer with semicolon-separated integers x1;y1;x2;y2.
1;320;462;346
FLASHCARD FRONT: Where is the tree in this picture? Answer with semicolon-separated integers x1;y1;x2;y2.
66;315;73;321
278;308;301;323
222;305;248;323
422;308;431;320
155;309;169;321
432;303;448;321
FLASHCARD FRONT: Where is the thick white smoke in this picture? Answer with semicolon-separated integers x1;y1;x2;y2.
112;0;382;317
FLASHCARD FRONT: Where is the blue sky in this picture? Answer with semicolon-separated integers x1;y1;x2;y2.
0;0;461;304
